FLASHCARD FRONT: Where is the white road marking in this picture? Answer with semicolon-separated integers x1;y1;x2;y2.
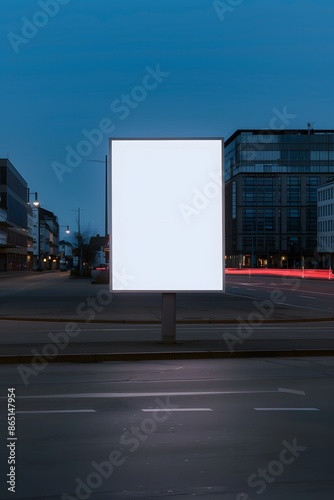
142;408;213;412
278;388;306;396
299;296;316;299
15;275;57;292
229;283;334;297
16;283;42;292
16;410;96;414
254;408;319;411
293;290;334;297
11;389;290;399
238;282;261;285
274;302;326;312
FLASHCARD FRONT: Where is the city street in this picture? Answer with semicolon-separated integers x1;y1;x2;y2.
0;273;333;499
0;272;333;358
226;274;334;315
0;272;333;359
0;358;334;499
0;271;333;322
2;1;334;499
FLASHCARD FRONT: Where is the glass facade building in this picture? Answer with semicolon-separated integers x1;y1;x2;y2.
225;130;334;268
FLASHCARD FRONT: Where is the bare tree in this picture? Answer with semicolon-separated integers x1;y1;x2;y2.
72;224;95;276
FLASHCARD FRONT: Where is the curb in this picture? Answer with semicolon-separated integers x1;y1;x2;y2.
1;317;333;324
1;349;334;364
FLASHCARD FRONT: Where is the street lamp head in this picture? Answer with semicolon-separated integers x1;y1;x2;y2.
33;192;39;206
66;226;70;234
27;189;40;206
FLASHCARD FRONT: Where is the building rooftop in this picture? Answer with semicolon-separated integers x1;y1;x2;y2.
225;129;334;147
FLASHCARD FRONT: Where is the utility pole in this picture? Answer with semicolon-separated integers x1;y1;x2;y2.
88;155;108;238
105;154;108;238
77;207;83;276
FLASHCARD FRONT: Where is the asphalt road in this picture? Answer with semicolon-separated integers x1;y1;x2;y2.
1;272;333;359
227;275;334;315
0;272;333;323
0;358;334;499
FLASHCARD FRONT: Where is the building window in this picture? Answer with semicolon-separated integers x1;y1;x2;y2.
287;208;301;232
306;207;317;232
287;236;300;252
0;167;7;185
0;192;7;209
242;209;256;232
232;181;236;219
307;176;320;203
243;177;275;206
287;176;301;205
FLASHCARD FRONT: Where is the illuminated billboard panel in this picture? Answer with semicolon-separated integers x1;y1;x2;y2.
110;139;224;292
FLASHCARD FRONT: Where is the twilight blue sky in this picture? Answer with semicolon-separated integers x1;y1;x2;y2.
1;0;334;239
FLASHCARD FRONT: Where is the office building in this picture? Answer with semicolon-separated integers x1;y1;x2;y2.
225;129;334;268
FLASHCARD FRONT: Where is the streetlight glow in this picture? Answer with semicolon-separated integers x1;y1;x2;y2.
27;189;40;206
27;189;41;271
33;194;40;206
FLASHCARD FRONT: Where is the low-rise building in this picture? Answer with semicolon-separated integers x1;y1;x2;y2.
0;159;28;271
32;206;59;270
58;240;73;270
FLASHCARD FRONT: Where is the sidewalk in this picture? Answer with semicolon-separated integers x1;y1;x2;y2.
2;339;334;364
1;299;334;364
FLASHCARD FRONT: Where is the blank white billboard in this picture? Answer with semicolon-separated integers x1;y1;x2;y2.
110;139;224;292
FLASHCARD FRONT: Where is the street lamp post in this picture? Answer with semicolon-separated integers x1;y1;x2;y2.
71;208;88;276
71;208;83;275
88;155;108;237
27;190;40;271
78;208;82;276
